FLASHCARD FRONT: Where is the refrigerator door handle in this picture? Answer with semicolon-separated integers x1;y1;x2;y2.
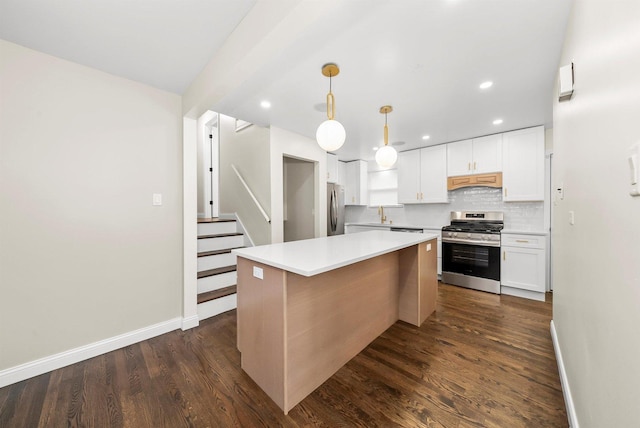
330;189;338;232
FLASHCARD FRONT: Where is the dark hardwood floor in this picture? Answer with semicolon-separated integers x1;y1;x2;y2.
0;283;567;427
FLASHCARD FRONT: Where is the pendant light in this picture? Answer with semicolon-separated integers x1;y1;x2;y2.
316;63;346;152
375;105;398;168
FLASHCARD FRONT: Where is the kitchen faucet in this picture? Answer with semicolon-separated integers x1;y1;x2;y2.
378;205;387;224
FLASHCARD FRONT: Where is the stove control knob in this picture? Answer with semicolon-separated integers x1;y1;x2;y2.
453;232;458;238
467;233;471;238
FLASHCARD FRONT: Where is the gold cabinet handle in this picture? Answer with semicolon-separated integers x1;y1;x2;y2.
474;161;477;170
504;188;508;197
468;162;471;171
516;239;529;243
421;192;424;200
503;251;506;261
417;192;420;200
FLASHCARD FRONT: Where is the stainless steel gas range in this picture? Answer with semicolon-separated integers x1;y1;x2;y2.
441;211;504;294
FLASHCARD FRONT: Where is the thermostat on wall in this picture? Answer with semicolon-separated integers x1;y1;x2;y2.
559;62;574;101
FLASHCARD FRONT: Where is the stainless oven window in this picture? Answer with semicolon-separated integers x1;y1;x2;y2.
442;242;500;281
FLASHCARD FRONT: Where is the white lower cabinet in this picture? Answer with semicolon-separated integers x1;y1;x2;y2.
423;228;442;276
500;233;546;301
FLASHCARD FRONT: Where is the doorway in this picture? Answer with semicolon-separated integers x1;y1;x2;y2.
283;156;315;242
197;111;219;219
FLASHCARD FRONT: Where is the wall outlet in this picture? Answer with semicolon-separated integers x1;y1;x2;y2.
253;266;263;279
426;243;432;252
152;193;162;206
569;210;575;225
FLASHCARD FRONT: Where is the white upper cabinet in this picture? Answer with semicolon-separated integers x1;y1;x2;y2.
420;145;448;203
472;134;503;174
447;134;502;176
446;139;473;176
397;145;448;204
337;160;347;186
502;126;544;201
344;160;368;205
326;153;338;183
397;150;421;203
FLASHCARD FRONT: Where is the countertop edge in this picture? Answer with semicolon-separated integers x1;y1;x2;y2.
233;232;439;277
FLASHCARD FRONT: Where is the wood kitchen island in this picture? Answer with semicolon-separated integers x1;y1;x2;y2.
232;230;438;414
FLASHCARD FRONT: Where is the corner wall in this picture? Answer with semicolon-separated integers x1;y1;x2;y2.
270;127;327;244
218;114;271;245
551;2;640;426
0;40;183;374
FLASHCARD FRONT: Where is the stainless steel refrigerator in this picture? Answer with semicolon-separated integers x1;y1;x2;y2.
327;183;345;235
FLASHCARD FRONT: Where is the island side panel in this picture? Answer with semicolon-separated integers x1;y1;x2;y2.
236;257;287;410
419;238;438;325
398;240;438;326
284;252;400;413
398;244;420;326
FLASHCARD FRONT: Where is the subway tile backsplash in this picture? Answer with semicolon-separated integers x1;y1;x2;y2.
345;187;545;231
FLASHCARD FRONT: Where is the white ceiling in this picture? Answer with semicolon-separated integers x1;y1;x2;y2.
0;0;572;165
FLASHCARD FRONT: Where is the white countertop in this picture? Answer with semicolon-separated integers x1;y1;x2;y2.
233;230;438;277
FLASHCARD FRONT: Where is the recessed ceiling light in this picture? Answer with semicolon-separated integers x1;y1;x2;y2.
422;135;430;140
260;100;271;109
479;81;493;89
493;119;503;125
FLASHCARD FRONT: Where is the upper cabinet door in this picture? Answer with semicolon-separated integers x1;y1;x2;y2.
397;150;421;203
447;139;473;176
420;145;448;203
344;160;368;205
472;134;502;174
502;126;544;201
327;153;338;183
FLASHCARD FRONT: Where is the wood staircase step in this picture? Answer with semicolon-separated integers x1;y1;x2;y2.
197;285;237;304
198;233;243;240
197;265;236;279
197;248;242;258
197;218;236;223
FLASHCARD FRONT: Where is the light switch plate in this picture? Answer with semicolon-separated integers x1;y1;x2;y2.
152;193;162;206
426;243;432;252
569;210;575;225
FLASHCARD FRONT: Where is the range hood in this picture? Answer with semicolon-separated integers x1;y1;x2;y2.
447;172;502;191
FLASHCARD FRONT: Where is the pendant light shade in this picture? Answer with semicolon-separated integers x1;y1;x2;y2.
316;119;346;151
375;144;398;168
376;105;398;168
316;63;345;152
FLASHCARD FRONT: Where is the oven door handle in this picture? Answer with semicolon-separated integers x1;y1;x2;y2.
442;238;500;247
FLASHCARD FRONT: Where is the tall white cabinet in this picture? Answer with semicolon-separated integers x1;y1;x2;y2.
326;153;338;183
397;145;448;204
502;126;544;201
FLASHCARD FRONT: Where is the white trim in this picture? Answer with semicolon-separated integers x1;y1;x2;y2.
183;117;198;330
181;315;199;331
550;320;579;428
197;294;237;321
0;318;181;388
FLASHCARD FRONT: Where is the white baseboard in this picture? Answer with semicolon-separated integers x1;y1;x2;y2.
550;320;579;428
501;286;546;301
181;315;199;331
0;317;182;388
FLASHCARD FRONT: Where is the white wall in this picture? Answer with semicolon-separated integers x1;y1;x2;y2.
270;127;327;244
218;114;271;245
552;2;640;426
283;157;315;242
0;40;182;372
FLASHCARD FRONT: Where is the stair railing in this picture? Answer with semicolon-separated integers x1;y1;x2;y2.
231;164;271;224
